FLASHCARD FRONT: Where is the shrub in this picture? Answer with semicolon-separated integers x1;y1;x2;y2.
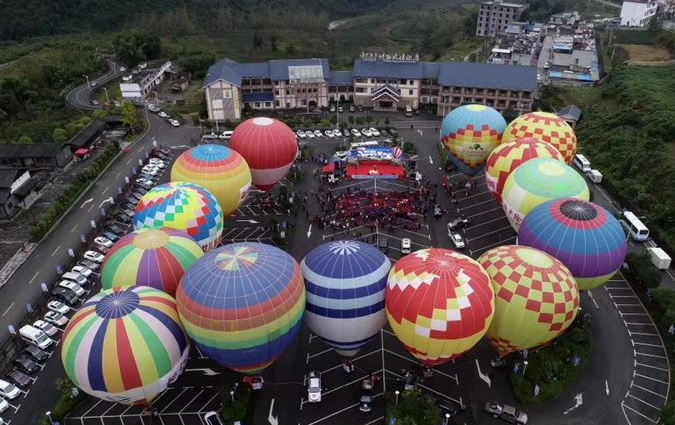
17;135;33;143
402;141;417;155
625;252;662;289
53;128;69;143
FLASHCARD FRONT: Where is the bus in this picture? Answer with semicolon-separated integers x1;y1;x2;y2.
620;211;649;242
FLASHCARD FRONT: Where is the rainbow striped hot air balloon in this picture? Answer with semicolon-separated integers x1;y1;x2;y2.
502;158;589;231
484;137;564;205
133;182;224;250
171;144;251;217
301;240;391;357
386;248;495;365
519;198;628;290
503;112;577;163
100;228;203;296
61;286;189;405
478;245;580;357
176;242;305;374
440;104;506;176
229;117;298;191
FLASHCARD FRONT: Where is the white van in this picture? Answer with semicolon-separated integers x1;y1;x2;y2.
573;154;591;173
404;105;413;117
620;211;649;242
58;280;86;297
19;325;53;350
62;272;88;287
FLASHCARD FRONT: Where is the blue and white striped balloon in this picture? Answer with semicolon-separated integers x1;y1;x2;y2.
301;240;391;356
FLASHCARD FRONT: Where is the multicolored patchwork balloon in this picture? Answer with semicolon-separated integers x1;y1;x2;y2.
176;242;306;374
503;112;577;163
171;144;251;217
133;182;224;250
519;198;628;290
478;245;579;357
502;158;589;231
485;137;564;205
100;228;203;296
61;286;189;405
440;104;506;176
301;240;391;356
229;117;298;191
386;248;495;365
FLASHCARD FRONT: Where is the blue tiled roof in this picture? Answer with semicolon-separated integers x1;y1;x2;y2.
422;62;440;78
242;92;275;103
236;62;270;78
438;62;537;91
203;59;242;88
329;70;353;84
353;59;423;79
269;58;330;81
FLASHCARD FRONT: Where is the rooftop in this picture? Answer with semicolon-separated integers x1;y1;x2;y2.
0;143;67;159
439;62;538;91
558;105;582;121
203;58;329;88
0;170;18;188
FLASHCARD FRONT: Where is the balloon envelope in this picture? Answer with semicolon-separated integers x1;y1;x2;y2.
518;198;628;290
230;117;298;191
440;104;506;176
301;240;391;356
485;137;564;205
176;242;305;374
503;112;577;163
171;144;251;217
386;248;495;365
101;228;203;296
133;182;224;250
478;245;579;357
61;286;189;405
502;158;589;231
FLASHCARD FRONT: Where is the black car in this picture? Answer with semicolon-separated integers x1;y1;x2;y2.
115;213;132;224
101;231;120;242
121;202;137;212
134;186;149;195
122;208;135;217
438;401;459;418
380;129;389;136
357;105;363;111
106;224;125;236
52;287;80;306
13;356;39;374
359;389;373;412
135;181;153;190
129;192;145;201
23;345;48;362
6;369;31;388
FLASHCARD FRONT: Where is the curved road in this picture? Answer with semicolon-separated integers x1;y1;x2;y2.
65;59;123;110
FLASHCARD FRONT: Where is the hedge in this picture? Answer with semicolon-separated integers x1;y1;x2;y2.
29;142;120;242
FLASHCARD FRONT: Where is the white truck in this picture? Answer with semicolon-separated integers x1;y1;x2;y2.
647;247;671;270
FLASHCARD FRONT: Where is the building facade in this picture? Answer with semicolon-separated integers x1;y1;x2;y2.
620;0;658;26
476;0;527;36
203;56;537;122
120;61;172;100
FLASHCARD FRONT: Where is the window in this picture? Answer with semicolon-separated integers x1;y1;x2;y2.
275;100;280;107
286;90;290;95
210;90;222;100
254;102;261;107
408;89;413;95
275;90;279;96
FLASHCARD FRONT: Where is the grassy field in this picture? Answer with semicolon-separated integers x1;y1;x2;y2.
612;29;659;45
619;44;674;62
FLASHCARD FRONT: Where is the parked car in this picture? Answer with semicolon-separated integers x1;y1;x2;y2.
99;231;120;243
147;103;159;113
357;105;363;111
296;130;306;139
349;104;356;112
141;166;160;176
338;106;344;113
204;411;226;425
450;232;465;249
44;311;69;327
369;127;380;137
437;401;459;418
84;250;105;263
380;129;389;136
359;378;374;412
115;213;132;224
447;217;470;231
122;208;135;218
6;370;31;389
307;371;322;403
403;371;417;391
313;130;322;138
33;320;57;337
78;259;100;271
343;129;350;137
0;380;20;400
47;300;71;315
305;131;315;139
361;128;372;137
51;288;79;306
484;401;528;424
351;129;361;137
324;130;334;138
329;104;336;112
58;280;85;297
0;397;7;414
389;128;398;136
71;265;94;279
135;181;153;190
13;356;39;375
220;130;233;140
105;224;125;236
23;345;48;363
94;236;113;249
158;111;170;119
401;238;411;254
170;119;181;127
377;238;388;252
62;272;88;287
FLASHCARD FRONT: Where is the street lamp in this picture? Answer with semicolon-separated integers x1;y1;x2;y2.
83;74;90;89
523;360;529;375
395;390;400;405
444;412;451;425
103;87;110;102
229;390;235;403
46;411;53;423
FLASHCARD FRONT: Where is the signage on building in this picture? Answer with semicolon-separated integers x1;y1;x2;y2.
360;52;420;63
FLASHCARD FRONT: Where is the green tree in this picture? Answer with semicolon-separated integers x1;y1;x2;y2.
502;107;518;123
286;42;296;55
17;136;33;144
626;252;661;289
365;114;374;124
252;32;263;49
122;102;140;130
270;35;278;52
91;109;109;120
388;389;442;424
114;31;161;67
53;128;69;143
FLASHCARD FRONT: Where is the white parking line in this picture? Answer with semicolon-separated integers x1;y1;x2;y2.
636;362;670;372
464;216;509;231
636;352;667;360
179;389;204;413
635;342;664;348
458;199;494;211
632;383;667;398
627;393;662;411
622;402;658;423
629;331;660;337
634;373;669;385
160;388;189;412
307;348;333;360
306;393;384;425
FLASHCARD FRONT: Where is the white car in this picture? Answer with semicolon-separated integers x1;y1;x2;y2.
351;129;361;137
119;66;127;72
324;130;334;138
0;380;20;400
369;128;380;137
141;166;160;175
0;396;8;413
361;128;372;137
450;233;465;249
401;238;411;254
313;130;322;138
335;151;349;159
94;236;113;249
307;371;322;403
84;250;105;263
71;266;94;278
58;280;86;297
305;131;315;139
332;129;342;137
148;159;166;168
158;111;169;119
33;320;58;337
169;119;180;127
47;301;71;315
296;130;306;139
44;311;69;327
220;130;233;140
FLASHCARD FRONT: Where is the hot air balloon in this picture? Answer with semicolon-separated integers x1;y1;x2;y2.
503;112;577;163
518;198;628;290
501;158;589;231
478;245;579;357
176;242;305;374
301;240;391;356
485;137;564;205
100;228;203;296
229;117;298;191
61;286;189;405
439;104;506;176
386;248;495;365
171;144;251;217
133;182;224;250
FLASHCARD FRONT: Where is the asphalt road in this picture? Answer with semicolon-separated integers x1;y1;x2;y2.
65;60;123;110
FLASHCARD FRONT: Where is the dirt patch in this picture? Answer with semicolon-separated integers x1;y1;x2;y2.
619;44;674;62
